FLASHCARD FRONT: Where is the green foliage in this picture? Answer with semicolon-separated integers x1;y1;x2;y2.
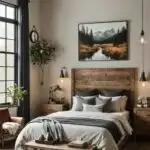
79;25;94;46
30;39;56;66
7;83;27;101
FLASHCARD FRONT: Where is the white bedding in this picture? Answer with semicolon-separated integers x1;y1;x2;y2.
15;111;132;150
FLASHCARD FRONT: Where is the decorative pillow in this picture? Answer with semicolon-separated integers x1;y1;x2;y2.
95;97;111;112
71;96;83;111
82;103;104;112
71;96;96;111
99;95;122;112
100;90;123;97
120;96;128;111
76;90;99;97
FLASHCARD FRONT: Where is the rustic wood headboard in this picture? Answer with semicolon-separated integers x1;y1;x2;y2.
71;68;137;113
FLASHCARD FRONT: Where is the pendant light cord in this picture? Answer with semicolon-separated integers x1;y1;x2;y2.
142;0;144;30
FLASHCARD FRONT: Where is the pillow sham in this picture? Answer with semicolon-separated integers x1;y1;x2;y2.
99;95;128;112
82;103;104;112
120;96;128;111
71;96;96;111
76;90;99;96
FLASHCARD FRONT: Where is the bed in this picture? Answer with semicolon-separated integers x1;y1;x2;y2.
15;68;137;150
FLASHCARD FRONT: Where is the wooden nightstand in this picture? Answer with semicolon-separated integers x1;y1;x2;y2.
134;107;150;136
43;104;68;115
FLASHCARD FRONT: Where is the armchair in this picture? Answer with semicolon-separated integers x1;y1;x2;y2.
0;107;24;147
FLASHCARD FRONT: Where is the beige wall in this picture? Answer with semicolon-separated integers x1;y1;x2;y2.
39;0;150;105
29;0;41;119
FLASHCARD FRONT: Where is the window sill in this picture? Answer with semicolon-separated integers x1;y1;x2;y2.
0;103;18;108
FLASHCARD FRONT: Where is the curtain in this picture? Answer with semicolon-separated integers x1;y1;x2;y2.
17;0;30;123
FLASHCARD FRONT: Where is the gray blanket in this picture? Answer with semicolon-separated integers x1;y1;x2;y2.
52;117;122;143
30;116;121;143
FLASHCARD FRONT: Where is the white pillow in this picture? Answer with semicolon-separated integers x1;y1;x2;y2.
71;96;82;111
99;94;122;112
76;95;96;99
71;96;96;111
82;103;104;112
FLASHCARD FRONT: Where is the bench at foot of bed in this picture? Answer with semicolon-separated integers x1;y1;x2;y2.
24;140;94;150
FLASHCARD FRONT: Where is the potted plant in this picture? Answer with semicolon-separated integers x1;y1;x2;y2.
30;39;56;85
7;83;27;106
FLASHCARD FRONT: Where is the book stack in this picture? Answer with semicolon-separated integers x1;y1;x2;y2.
68;140;88;149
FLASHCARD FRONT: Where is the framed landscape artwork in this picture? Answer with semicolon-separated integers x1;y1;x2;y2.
78;21;128;61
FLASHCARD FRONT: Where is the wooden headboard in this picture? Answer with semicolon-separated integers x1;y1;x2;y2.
71;68;137;113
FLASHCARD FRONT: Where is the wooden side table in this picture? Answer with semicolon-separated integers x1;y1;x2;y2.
24;140;89;150
43;104;68;115
134;107;150;136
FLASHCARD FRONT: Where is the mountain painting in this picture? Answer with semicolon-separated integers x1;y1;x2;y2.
78;21;128;61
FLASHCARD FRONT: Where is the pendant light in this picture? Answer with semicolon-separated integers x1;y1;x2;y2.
140;0;145;44
140;44;146;86
139;0;147;86
60;67;69;83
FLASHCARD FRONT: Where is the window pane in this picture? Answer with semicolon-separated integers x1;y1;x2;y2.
0;94;5;103
7;40;14;52
6;6;15;19
7;81;14;89
7;54;14;66
0;39;5;51
0;4;5;17
7;68;14;80
0;67;5;80
0;22;5;38
7;23;14;39
0;82;5;92
0;54;5;66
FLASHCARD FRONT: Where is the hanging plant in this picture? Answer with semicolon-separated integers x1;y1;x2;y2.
30;39;56;85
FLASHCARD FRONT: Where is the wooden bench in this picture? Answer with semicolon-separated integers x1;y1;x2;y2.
24;141;91;150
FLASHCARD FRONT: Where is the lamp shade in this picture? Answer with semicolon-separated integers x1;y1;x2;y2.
140;71;146;81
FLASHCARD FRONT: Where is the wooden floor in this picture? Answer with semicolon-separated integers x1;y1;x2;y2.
1;142;150;150
122;142;150;150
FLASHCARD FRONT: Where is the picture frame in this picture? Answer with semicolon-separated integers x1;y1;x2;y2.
78;21;128;61
29;25;39;43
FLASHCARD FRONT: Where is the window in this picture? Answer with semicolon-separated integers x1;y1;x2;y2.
0;2;18;104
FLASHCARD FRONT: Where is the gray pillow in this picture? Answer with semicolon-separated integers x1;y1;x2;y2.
99;95;122;112
100;90;123;97
95;97;111;112
79;96;96;105
76;90;99;96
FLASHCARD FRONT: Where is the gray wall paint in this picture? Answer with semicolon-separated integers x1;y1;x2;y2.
40;0;150;104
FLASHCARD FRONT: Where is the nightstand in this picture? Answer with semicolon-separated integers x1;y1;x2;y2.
134;107;150;136
43;104;68;115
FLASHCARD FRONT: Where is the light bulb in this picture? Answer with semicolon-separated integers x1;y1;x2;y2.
142;82;146;87
140;36;145;44
60;78;63;83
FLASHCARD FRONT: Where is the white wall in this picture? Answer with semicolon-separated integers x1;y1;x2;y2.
29;0;41;118
40;0;150;104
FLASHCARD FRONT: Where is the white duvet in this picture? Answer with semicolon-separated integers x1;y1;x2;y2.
15;111;132;150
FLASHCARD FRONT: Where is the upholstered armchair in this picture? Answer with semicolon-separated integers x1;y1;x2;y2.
0;107;24;147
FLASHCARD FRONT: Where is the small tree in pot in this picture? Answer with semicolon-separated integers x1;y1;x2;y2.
30;39;56;85
7;83;27;106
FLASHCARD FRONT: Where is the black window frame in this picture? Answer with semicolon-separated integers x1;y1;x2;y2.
0;1;18;104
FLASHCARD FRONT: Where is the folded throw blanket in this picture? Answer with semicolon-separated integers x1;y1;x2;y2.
30;117;66;143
